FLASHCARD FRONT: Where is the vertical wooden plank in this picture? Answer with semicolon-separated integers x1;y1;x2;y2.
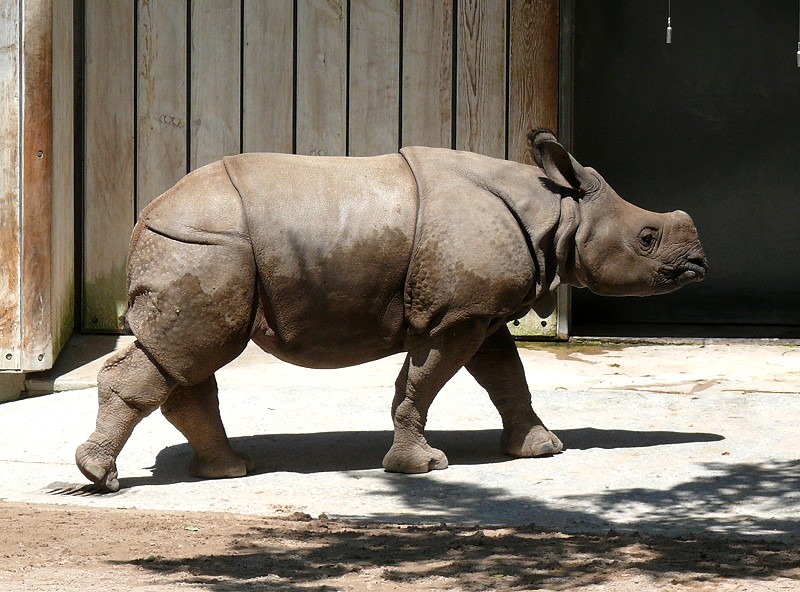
51;0;75;359
296;0;347;156
21;0;54;369
0;0;20;369
558;0;574;151
348;0;400;156
190;0;241;170
401;0;452;148
136;0;187;214
242;0;293;154
84;0;135;333
556;1;573;340
456;0;506;158
508;0;559;164
506;0;562;340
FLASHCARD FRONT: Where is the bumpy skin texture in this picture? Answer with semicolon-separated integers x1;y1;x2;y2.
76;133;707;491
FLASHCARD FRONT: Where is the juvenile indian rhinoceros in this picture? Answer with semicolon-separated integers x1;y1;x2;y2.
76;131;707;492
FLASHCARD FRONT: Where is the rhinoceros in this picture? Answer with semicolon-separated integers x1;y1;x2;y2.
76;130;707;492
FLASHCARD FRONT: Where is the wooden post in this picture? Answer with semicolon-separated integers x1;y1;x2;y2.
52;0;75;359
506;0;564;340
0;0;22;370
21;0;54;368
0;0;75;371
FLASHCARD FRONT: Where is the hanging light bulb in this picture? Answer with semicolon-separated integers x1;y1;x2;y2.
666;0;672;44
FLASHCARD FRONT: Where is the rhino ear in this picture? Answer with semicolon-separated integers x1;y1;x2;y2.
528;129;596;194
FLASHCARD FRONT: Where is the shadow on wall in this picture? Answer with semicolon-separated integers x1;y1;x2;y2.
117;427;724;488
46;334;123;375
125;459;800;591
24;334;127;394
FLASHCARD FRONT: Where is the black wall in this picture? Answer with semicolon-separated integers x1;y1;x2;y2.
571;0;800;335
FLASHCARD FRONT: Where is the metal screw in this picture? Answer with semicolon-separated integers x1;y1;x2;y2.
5;353;11;360
37;150;43;157
91;316;98;323
37;354;43;361
540;320;548;327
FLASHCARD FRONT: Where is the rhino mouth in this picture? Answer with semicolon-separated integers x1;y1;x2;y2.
662;257;708;284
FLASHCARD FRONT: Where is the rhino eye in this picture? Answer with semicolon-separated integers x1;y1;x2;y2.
638;228;658;251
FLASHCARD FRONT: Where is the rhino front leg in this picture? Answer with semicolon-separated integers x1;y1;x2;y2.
383;320;489;473
465;325;563;457
161;374;253;479
76;341;176;492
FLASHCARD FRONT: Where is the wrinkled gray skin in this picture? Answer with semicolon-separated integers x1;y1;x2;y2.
76;131;707;492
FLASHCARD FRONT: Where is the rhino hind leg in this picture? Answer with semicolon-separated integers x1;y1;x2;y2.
383;320;490;474
161;374;253;479
465;326;563;457
76;215;257;490
76;341;176;492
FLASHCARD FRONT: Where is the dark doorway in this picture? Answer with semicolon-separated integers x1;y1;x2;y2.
570;0;800;337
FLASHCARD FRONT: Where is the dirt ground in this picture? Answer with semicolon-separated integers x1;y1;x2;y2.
1;502;797;592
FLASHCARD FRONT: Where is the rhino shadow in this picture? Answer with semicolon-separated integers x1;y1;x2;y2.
118;427;723;489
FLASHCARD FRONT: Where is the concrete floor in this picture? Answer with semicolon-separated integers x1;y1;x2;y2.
1;336;798;540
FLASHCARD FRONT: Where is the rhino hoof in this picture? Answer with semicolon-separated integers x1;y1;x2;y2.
382;442;449;474
188;451;252;480
503;425;564;458
75;442;120;492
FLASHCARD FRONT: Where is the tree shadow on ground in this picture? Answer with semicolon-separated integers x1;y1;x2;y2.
119;427;723;489
128;459;800;591
362;459;800;539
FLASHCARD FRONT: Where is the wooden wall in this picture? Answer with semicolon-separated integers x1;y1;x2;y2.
0;0;22;368
82;0;560;334
0;0;74;371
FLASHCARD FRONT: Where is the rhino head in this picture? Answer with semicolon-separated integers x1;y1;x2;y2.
530;130;707;297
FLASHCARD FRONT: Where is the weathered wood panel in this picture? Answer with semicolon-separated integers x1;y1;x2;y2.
1;0;75;369
506;0;561;339
190;0;241;170
21;0;54;369
83;0;135;332
51;0;75;359
242;0;294;153
296;0;347;156
508;0;559;164
136;0;187;214
401;0;453;148
0;0;20;369
348;0;400;156
456;0;506;158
